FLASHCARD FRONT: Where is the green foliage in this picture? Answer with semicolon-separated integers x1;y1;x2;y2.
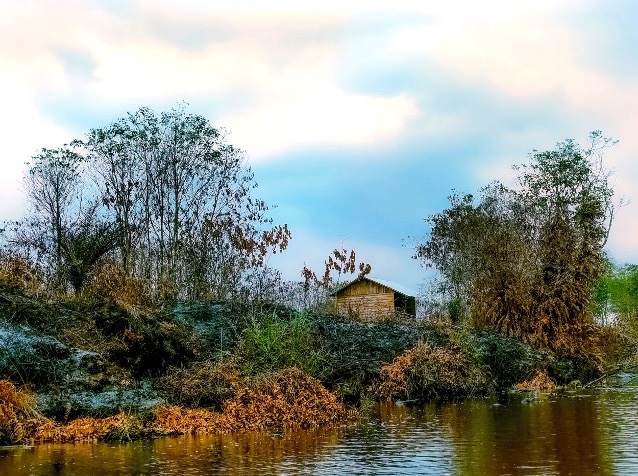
600;263;638;319
60;211;123;294
461;330;548;388
594;262;638;362
237;312;326;377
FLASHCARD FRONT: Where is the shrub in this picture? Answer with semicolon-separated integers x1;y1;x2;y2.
84;261;152;309
513;370;557;392
237;312;326;377
0;255;42;295
150;368;351;435
220;368;350;430
34;412;144;443
373;341;488;401
0;380;44;444
158;360;241;409
463;330;549;389
315;314;446;400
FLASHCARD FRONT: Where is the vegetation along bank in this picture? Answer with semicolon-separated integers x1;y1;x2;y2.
1;108;636;444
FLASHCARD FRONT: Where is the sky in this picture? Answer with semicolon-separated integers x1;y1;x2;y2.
1;0;637;293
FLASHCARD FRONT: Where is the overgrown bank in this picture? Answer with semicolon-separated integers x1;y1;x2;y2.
0;281;612;445
0;121;633;445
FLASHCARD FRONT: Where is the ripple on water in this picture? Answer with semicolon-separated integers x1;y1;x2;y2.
1;389;638;475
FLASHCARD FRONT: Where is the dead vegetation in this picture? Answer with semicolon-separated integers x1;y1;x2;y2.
372;341;488;401
0;380;45;444
83;261;153;310
513;370;557;392
0;368;352;444
159;360;242;409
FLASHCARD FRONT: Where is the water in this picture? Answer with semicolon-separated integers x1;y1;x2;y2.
2;388;637;475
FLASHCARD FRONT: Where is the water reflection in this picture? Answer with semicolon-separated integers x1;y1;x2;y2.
442;393;615;475
1;389;636;475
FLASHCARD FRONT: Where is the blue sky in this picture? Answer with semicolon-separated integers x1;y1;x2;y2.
1;0;637;292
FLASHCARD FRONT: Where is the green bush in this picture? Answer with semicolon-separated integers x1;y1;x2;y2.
462;330;548;389
237;312;326;377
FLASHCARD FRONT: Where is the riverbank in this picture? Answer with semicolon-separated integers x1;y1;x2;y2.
0;284;611;444
4;388;638;475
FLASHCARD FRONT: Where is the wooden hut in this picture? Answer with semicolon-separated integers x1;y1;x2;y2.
333;277;416;319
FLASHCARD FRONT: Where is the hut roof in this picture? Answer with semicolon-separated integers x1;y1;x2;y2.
334;276;417;298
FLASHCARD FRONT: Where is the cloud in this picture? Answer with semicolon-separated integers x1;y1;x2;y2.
1;0;638;284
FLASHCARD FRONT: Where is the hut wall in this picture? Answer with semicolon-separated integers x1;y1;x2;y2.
336;292;395;320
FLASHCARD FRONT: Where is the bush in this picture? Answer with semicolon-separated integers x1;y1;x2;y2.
219;368;350;430
0;255;42;295
463;330;549;389
315;314;446;400
513;370;557;392
158;360;241;409
373;341;488;401
84;261;152;309
237;312;326;377
0;380;44;444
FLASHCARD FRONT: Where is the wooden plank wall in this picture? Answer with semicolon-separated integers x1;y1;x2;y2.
336;292;395;320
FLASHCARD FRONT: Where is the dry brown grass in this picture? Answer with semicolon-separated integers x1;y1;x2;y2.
159;360;242;408
0;255;42;295
152;367;351;435
373;342;422;400
34;413;144;443
0;380;45;444
2;368;352;444
84;261;152;309
373;341;487;401
513;370;557;392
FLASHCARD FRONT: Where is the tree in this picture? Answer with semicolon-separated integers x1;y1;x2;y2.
416;132;618;356
300;247;372;310
20;147;85;282
83;106;290;300
59;206;123;294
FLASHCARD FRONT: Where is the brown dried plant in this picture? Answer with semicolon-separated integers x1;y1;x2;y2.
84;261;152;308
159;360;242;409
0;255;42;295
0;380;45;444
302;247;372;290
373;341;487;401
513;370;557;392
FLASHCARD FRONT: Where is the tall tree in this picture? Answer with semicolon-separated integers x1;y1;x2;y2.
83;106;289;299
416;132;618;355
20;147;85;280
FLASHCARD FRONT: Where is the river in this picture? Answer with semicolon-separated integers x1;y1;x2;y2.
2;387;637;475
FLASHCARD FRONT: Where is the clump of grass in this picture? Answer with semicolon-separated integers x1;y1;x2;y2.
237;312;326;377
0;255;42;295
34;412;144;443
315;314;446;401
0;380;45;444
461;329;550;389
222;367;352;430
152;367;352;435
372;341;488;401
83;261;153;310
158;360;242;409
